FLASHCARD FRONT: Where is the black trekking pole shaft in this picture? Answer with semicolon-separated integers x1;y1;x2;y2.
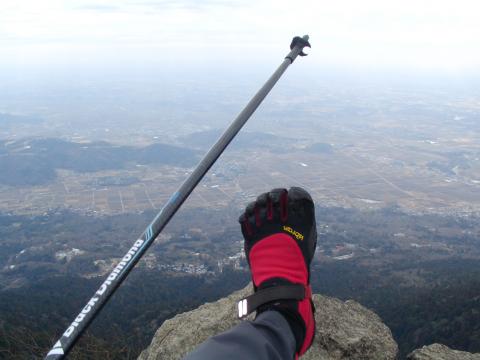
45;35;311;359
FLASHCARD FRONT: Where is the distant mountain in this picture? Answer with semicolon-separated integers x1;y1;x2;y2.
0;138;200;186
180;129;296;151
0;154;56;186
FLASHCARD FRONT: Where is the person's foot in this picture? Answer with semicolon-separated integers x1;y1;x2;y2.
238;187;317;357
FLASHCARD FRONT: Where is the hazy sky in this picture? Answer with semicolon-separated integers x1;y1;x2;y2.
2;0;480;71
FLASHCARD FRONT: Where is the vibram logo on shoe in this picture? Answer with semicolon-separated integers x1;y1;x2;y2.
283;226;304;241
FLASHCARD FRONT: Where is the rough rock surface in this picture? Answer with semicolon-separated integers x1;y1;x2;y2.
138;283;398;360
407;344;480;360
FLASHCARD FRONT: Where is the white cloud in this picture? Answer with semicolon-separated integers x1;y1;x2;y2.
1;0;479;70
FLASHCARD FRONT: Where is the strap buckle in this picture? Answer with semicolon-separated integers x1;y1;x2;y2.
237;284;306;319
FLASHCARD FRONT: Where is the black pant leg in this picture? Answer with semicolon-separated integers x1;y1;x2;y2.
184;310;296;360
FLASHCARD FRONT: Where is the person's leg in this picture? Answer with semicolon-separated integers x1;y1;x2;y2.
184;310;296;360
185;187;317;360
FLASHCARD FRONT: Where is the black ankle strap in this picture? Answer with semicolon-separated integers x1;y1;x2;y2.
237;284;305;319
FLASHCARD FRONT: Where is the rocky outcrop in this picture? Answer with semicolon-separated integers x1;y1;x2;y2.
139;283;398;360
139;284;480;359
407;344;480;360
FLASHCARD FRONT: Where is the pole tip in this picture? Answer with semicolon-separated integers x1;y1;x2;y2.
290;35;311;56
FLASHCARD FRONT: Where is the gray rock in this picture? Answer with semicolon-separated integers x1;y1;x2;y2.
139;283;398;360
407;343;480;360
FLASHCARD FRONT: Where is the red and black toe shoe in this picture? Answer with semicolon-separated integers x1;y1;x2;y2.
238;187;317;358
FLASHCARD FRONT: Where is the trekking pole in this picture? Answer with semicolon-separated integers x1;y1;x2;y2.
45;35;311;359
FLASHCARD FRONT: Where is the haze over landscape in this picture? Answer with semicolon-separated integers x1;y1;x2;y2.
1;1;480;359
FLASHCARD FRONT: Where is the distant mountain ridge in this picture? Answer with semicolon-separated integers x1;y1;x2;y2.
0;138;200;186
180;129;297;151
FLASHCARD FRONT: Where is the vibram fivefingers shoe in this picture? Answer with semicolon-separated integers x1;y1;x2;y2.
238;187;317;358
